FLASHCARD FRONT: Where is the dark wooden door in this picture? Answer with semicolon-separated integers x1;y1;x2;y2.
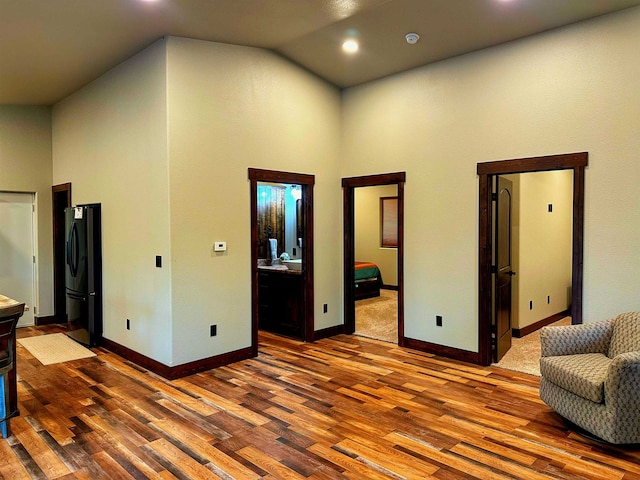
495;176;514;361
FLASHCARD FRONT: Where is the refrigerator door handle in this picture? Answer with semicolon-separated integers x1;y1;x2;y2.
68;222;79;277
73;223;79;277
66;224;73;271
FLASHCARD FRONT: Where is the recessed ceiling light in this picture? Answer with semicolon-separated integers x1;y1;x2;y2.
342;39;359;54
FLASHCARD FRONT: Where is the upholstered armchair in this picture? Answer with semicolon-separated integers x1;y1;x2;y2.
539;311;640;444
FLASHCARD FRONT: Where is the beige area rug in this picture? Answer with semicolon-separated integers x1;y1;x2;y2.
355;289;398;343
17;333;96;365
492;317;572;376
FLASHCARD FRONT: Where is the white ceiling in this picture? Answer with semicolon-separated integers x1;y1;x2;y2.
3;0;640;105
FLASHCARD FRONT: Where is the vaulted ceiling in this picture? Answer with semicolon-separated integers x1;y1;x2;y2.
3;0;640;105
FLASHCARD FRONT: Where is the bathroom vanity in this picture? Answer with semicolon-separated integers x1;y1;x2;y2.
258;266;304;339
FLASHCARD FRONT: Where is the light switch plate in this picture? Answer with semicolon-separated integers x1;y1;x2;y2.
214;241;226;252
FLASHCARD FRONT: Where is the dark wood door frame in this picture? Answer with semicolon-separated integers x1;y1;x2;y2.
477;152;587;366
49;183;72;325
342;172;405;345
248;168;315;353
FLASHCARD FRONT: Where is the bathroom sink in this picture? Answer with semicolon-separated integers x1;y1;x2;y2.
284;259;302;271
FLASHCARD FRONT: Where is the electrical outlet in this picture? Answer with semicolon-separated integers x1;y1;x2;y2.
323;304;328;314
530;300;533;310
210;325;217;337
436;315;443;327
126;318;130;330
547;295;550;304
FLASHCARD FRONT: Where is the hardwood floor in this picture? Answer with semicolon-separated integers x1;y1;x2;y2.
3;325;639;479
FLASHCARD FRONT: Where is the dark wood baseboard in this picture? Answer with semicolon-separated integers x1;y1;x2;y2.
313;324;345;341
101;338;255;380
402;336;481;365
513;310;570;338
381;285;398;291
35;315;62;326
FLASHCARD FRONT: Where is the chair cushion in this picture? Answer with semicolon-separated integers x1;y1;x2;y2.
540;320;613;357
608;312;640;358
540;353;611;403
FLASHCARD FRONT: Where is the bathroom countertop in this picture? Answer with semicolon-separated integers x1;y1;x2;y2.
258;265;302;274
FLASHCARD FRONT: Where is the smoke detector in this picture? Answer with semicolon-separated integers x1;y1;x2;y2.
405;33;420;45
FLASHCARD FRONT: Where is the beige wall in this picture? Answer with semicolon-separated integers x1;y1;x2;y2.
52;39;172;364
165;37;342;364
43;6;640;364
51;36;341;367
341;7;640;352
0;106;53;317
508;171;573;330
355;185;398;286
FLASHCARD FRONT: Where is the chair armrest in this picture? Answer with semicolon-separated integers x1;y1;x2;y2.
540;319;613;357
605;351;640;411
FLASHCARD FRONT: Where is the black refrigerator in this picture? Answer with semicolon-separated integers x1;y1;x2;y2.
65;204;102;347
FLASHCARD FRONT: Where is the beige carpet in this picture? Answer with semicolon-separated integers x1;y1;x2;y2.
18;333;96;365
492;317;572;376
355;289;398;343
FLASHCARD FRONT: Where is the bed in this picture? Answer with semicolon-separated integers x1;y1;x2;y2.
354;261;383;300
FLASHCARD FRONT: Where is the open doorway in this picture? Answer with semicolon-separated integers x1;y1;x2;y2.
342;172;405;345
248;168;315;352
51;183;71;324
353;185;399;343
494;171;574;366
477;152;588;366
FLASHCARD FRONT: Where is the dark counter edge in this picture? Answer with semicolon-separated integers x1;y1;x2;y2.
0;303;25;319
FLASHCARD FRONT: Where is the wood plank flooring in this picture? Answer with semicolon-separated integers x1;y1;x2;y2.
3;325;639;479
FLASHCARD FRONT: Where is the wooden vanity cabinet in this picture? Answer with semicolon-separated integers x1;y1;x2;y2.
258;270;304;339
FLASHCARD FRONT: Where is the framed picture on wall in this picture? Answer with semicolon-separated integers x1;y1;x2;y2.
380;196;398;248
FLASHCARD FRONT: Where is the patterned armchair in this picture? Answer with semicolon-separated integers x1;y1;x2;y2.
539;311;640;444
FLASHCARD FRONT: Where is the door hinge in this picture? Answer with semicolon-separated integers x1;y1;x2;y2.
33;255;36;264
491;193;498;202
491;265;497;274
